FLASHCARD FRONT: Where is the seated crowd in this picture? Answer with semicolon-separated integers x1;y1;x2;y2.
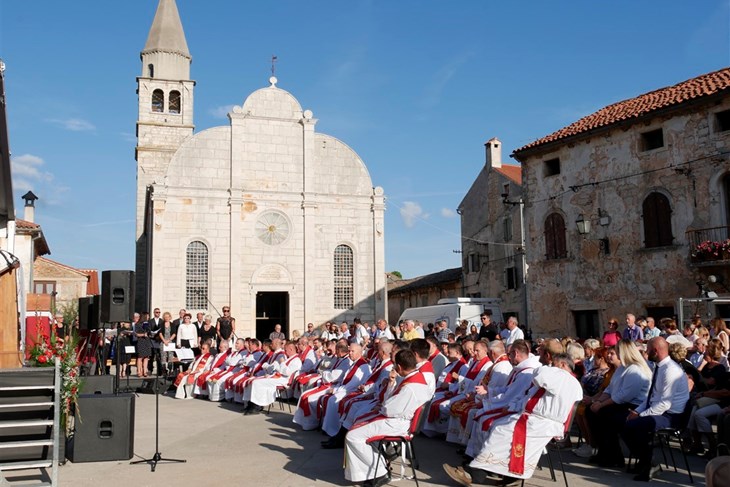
163;312;729;486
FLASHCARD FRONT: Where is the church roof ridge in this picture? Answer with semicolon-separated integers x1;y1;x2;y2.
142;0;191;60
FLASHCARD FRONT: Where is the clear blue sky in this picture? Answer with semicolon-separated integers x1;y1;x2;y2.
1;1;728;278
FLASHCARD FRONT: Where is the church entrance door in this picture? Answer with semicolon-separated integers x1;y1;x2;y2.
255;292;289;341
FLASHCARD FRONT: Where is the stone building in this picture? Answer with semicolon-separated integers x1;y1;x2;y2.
512;67;730;339
32;257;98;312
458;138;526;326
387;267;462;323
134;0;386;338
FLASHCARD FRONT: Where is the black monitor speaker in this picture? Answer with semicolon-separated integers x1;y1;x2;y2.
67;393;135;463
100;270;135;323
78;294;101;330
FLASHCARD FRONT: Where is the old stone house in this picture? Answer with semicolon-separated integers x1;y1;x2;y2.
512;67;730;339
387;267;462;324
458;138;526;326
135;0;386;339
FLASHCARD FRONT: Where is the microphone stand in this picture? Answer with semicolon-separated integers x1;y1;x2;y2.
130;363;186;472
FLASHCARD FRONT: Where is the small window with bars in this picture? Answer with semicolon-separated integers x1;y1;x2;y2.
152;89;164;113
186;241;208;309
334;245;354;310
169;91;181;114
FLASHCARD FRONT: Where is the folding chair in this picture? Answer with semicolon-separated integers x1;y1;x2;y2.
525;400;581;487
366;403;428;485
266;375;296;414
654;399;695;484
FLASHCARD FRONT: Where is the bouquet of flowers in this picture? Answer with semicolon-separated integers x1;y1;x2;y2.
692;239;730;261
27;320;82;434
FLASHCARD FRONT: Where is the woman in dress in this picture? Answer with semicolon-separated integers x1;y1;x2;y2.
117;322;133;378
711;318;730;355
156;312;176;375
601;318;622;347
135;318;153;377
216;307;236;349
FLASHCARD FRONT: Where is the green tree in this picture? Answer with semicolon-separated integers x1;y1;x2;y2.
390;270;403;279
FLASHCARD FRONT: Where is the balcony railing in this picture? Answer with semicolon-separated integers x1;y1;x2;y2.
686;226;730;264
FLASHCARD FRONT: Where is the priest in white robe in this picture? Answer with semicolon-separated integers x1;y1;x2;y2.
344;349;433;486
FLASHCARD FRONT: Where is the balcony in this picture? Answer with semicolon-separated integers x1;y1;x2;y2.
687;226;730;266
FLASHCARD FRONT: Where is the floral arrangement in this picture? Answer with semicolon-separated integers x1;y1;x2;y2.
27;321;82;434
692;239;730;261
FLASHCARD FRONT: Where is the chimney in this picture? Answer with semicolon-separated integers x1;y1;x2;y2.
485;137;502;168
22;190;38;223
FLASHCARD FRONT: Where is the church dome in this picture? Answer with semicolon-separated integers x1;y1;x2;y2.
241;83;303;121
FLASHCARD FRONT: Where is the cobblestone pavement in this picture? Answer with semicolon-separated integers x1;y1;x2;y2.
11;392;708;486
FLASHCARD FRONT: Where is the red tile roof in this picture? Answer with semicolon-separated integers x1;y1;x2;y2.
80;269;100;295
494;164;522;185
15;218;40;230
513;67;730;155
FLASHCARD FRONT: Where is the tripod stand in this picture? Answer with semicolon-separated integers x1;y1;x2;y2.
130;365;186;471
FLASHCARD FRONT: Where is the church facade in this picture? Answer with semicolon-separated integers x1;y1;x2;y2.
135;0;386;338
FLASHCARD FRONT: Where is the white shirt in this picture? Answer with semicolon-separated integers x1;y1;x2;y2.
176;323;198;347
376;328;395;340
637;355;689;417
504;326;524;346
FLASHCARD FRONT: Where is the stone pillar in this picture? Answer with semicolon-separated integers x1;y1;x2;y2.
372;187;386;321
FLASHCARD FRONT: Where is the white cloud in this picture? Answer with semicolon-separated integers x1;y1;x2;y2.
400;201;429;228
441;208;456;218
46;118;96;132
421;51;473;110
209;104;235;119
11;154;53;191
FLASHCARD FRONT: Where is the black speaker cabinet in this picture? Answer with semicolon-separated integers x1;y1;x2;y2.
100;270;135;323
78;296;91;330
68;394;135;463
80;375;115;395
78;295;101;330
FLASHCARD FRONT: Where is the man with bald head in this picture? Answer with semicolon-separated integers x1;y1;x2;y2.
621;337;689;481
538;338;564;366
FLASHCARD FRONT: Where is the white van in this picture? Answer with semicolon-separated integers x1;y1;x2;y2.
397;298;503;333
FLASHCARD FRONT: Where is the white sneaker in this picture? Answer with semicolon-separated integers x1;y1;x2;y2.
572;443;596;458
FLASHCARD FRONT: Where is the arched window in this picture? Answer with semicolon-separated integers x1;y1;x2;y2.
544;213;567;260
642;192;673;248
186;241;208;309
169;90;181;114
334;245;354;310
148;64;155;78
151;89;164;113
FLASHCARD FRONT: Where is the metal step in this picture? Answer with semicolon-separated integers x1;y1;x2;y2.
0;402;53;410
0;459;53;471
0;440;53;449
0;386;53;392
0;420;53;429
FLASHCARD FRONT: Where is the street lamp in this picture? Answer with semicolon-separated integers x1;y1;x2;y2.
575;214;591;235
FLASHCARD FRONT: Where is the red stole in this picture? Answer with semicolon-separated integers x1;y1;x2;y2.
428;351;440;363
196;350;231;388
297;347;312;363
419;360;434;376
443;358;467;385
351;371;427;430
365;359;392;386
342;357;368;385
427;358;467;422
173;353;210;387
508;387;546;475
465;356;491;381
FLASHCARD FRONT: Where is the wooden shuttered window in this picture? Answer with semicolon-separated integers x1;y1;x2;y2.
544;213;567;260
642;192;673;248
